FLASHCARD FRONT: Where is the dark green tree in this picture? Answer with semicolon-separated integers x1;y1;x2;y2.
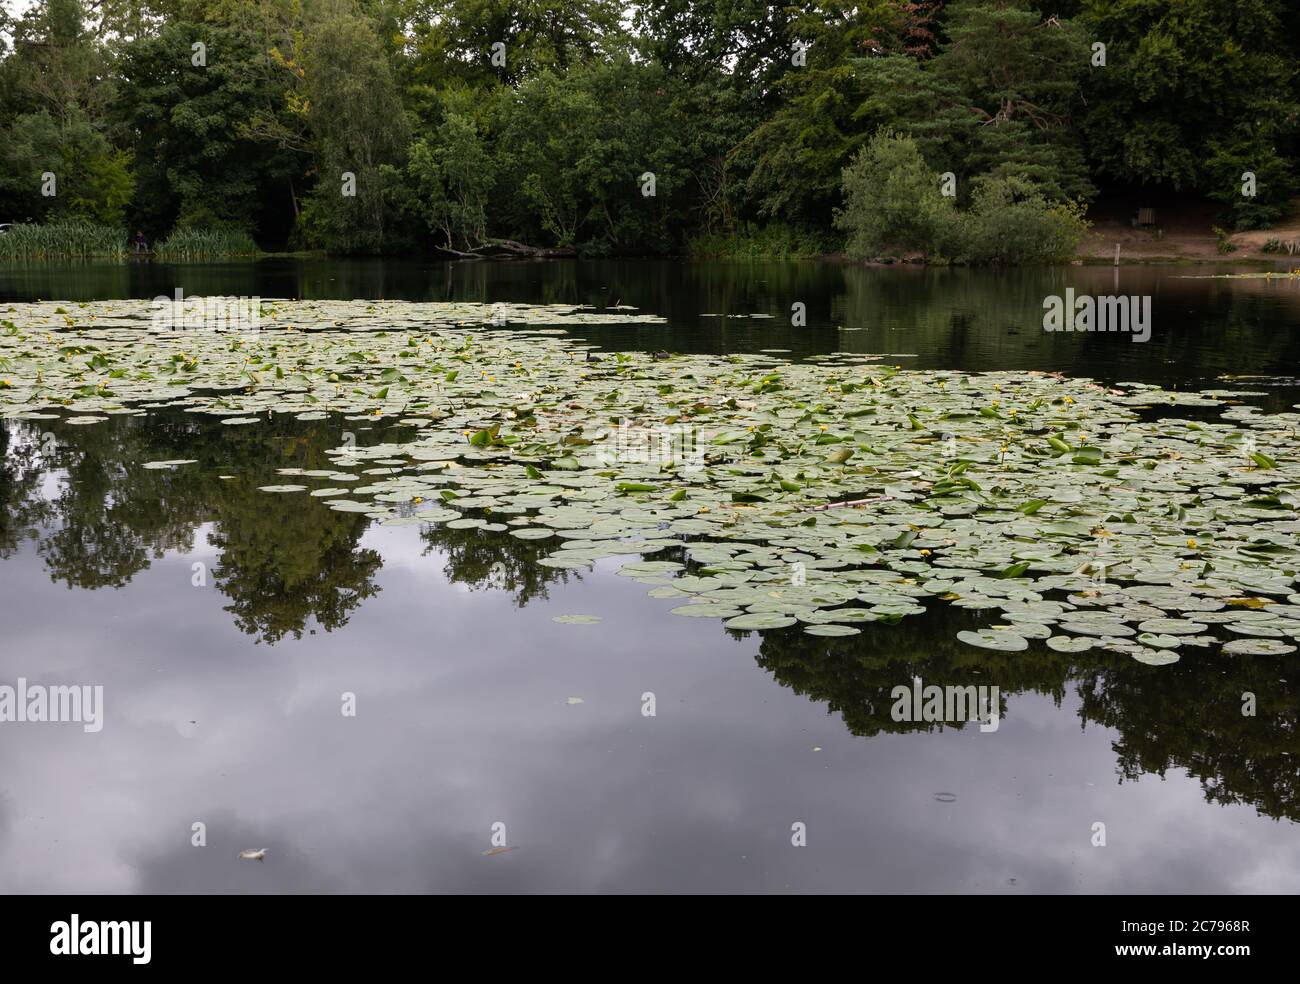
116;20;304;238
1079;0;1300;227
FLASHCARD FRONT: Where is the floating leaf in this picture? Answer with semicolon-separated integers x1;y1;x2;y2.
804;623;861;637
1047;635;1093;653
1223;638;1297;655
1130;649;1180;666
957;629;1028;652
724;613;798;630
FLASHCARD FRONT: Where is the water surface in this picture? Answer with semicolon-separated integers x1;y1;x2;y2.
2;259;1298;893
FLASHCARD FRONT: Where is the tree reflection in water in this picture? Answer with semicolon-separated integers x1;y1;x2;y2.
2;412;1296;821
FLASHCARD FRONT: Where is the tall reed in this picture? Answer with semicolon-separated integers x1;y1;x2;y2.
154;228;260;260
0;222;128;260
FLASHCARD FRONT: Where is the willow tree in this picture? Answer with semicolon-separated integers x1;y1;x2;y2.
292;0;411;252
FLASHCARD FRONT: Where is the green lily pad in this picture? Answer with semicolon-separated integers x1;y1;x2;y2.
724;613;798;631
6;295;1300;659
1223;638;1297;655
1136;618;1207;636
1137;633;1182;649
803;624;862;637
957;629;1028;652
1130;648;1180;665
669;604;744;618
1046;635;1094;652
508;528;554;540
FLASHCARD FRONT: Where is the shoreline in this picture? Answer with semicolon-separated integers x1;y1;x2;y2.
2;245;1298;268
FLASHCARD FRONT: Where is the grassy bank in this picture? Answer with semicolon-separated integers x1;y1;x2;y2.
154;229;260;260
0;224;262;261
0;222;127;260
688;224;827;260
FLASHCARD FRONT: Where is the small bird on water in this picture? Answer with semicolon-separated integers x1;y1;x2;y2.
239;848;268;862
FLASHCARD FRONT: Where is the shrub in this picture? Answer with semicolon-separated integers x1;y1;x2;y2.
955;176;1090;265
835;130;958;261
1212;226;1237;255
837;130;1088;265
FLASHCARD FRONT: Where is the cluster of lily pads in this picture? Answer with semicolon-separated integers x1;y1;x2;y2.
4;297;1300;662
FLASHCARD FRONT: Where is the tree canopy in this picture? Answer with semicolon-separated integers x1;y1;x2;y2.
0;0;1295;255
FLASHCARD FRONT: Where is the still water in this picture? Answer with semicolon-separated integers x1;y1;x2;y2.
2;259;1299;893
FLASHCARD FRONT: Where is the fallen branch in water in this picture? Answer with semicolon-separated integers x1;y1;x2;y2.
431;239;578;260
431;245;485;260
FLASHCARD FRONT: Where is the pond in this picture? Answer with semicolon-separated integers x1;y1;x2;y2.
2;258;1299;893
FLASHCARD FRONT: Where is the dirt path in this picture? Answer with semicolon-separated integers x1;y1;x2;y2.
1077;202;1300;264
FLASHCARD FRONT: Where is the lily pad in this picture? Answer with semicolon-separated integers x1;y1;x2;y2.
724;613;798;631
803;623;861;637
957;629;1029;652
1130;648;1181;665
1223;638;1297;655
142;459;198;469
1046;635;1094;653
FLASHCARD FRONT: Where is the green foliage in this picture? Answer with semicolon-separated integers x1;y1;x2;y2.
0;0;1294;253
1211;226;1237;255
1079;0;1300;228
935;0;1090;127
154;228;261;259
0;111;134;225
732;2;926;229
1260;237;1299;255
385;113;495;249
0;0;115;123
842;2;1096;205
688;223;827;259
407;0;626;87
955;175;1091;265
837;130;1088;264
293;0;411;253
835;130;959;260
0;221;127;259
1204;137;1295;231
116;19;302;241
494;58;689;253
634;0;801;91
736;63;873;230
